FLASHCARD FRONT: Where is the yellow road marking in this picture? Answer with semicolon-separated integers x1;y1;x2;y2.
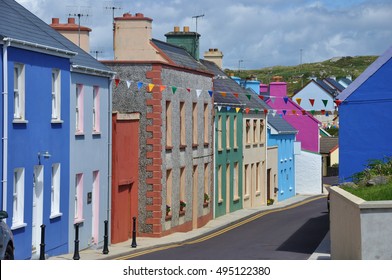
115;196;325;260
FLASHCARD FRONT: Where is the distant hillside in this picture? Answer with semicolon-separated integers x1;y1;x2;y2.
225;55;378;96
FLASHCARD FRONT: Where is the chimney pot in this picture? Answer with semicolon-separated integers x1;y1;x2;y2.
214;48;218;51
174;26;180;32
68;18;76;24
135;13;144;17
183;26;189;32
272;76;283;82
123;13;132;18
52;18;59;24
209;48;213;51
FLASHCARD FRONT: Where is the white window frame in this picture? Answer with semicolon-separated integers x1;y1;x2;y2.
13;64;26;121
51;69;61;122
50;163;62;218
75;84;84;134
74;173;84;223
12;168;26;229
92;86;100;133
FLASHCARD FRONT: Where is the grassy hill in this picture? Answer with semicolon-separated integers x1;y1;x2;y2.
225;55;377;96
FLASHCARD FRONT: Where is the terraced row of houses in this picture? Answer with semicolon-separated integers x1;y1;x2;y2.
1;0;323;259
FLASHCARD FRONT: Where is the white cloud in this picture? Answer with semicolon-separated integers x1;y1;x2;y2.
15;0;392;69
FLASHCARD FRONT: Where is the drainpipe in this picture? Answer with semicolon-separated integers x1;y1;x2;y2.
2;40;9;211
107;76;114;225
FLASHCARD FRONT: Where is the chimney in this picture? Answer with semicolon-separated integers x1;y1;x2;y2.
269;76;287;97
113;13;166;62
259;83;268;94
203;48;224;68
50;17;91;53
165;26;200;60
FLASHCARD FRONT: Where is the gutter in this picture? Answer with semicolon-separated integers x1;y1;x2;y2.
3;37;77;58
2;40;10;211
71;64;116;78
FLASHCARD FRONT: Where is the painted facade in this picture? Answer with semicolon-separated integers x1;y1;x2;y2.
337;45;392;182
103;13;214;237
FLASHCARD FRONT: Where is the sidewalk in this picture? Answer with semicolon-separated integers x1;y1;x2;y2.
49;194;330;260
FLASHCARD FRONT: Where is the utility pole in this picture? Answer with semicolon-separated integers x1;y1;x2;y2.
192;14;204;59
238;59;243;73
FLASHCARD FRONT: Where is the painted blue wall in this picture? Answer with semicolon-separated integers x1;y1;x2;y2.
0;48;3;208
267;130;296;201
69;72;110;251
339;58;392;182
6;47;70;259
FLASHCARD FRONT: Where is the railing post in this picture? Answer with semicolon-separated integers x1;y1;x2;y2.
102;220;109;254
131;216;137;248
73;223;80;260
39;224;46;260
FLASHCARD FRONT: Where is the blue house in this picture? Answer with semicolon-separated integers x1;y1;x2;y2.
266;113;298;201
337;45;392;182
1;0;113;259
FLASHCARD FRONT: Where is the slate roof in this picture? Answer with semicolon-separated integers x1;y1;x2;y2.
338;78;352;87
338;45;392;101
267;113;297;134
0;0;113;75
324;77;345;92
152;39;208;72
320;137;339;154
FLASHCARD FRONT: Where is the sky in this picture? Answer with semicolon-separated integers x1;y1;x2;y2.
15;0;392;70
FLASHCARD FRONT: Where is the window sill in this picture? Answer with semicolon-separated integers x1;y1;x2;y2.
203;142;209;147
92;131;101;135
166;145;173;151
165;214;172;221
13;119;28;124
50;212;63;219
179;145;187;150
218;199;223;204
255;191;261;197
74;218;85;225
11;222;27;230
179;210;186;216
75;132;85;136
51;119;64;124
243;195;249;201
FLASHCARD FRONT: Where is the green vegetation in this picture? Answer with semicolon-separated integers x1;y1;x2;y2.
225;55;377;95
341;157;392;201
341;183;392;201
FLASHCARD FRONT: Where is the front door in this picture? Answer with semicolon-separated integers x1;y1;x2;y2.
32;166;44;256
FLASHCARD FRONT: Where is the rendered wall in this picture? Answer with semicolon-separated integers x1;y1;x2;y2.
295;150;322;194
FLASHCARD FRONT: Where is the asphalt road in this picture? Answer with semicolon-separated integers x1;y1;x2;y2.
129;197;329;260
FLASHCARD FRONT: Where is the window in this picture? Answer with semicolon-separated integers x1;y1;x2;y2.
246;119;251;144
204;163;209;199
51;69;61;121
234;162;239;199
12;168;25;228
260;119;264;143
192;103;198;145
218;165;222;202
233;116;238;148
256;162;261;193
180;167;185;202
166;169;172;208
166;101;172;147
180;101;186;146
226;164;230;203
203;104;209;144
244;164;250;196
226;115;230;149
92;86;100;132
75;84;84;134
218;116;222;150
13;64;25;121
74;173;84;222
50;164;61;218
253;120;258;143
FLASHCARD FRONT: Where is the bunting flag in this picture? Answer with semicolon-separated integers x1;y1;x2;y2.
220;92;227;97
309;99;315;106
325;111;329;117
264;109;268;115
246;94;251;100
226;106;231;111
292;110;297;115
334;99;342;106
186;88;191;93
270;97;276;104
321;109;326;115
259;95;264;100
233;93;239;98
254;109;259;114
302;110;306;115
310;110;315;115
245;108;250;114
126;80;132;89
196;89;202;98
208;90;213;97
159;85;166;93
295;98;302;105
114;77;120;87
235;107;241;113
283;97;289;104
272;110;277;117
322;99;328;107
137;82;143;90
217;106;222;112
171;86;177;94
283;110;287;115
147;83;154;93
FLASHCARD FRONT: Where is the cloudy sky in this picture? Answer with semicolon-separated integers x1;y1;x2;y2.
15;0;392;69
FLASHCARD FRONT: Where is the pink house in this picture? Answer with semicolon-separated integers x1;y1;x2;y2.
265;76;320;153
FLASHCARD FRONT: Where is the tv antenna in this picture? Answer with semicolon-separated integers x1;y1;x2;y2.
105;4;122;52
67;6;91;47
90;50;104;60
192;14;204;59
